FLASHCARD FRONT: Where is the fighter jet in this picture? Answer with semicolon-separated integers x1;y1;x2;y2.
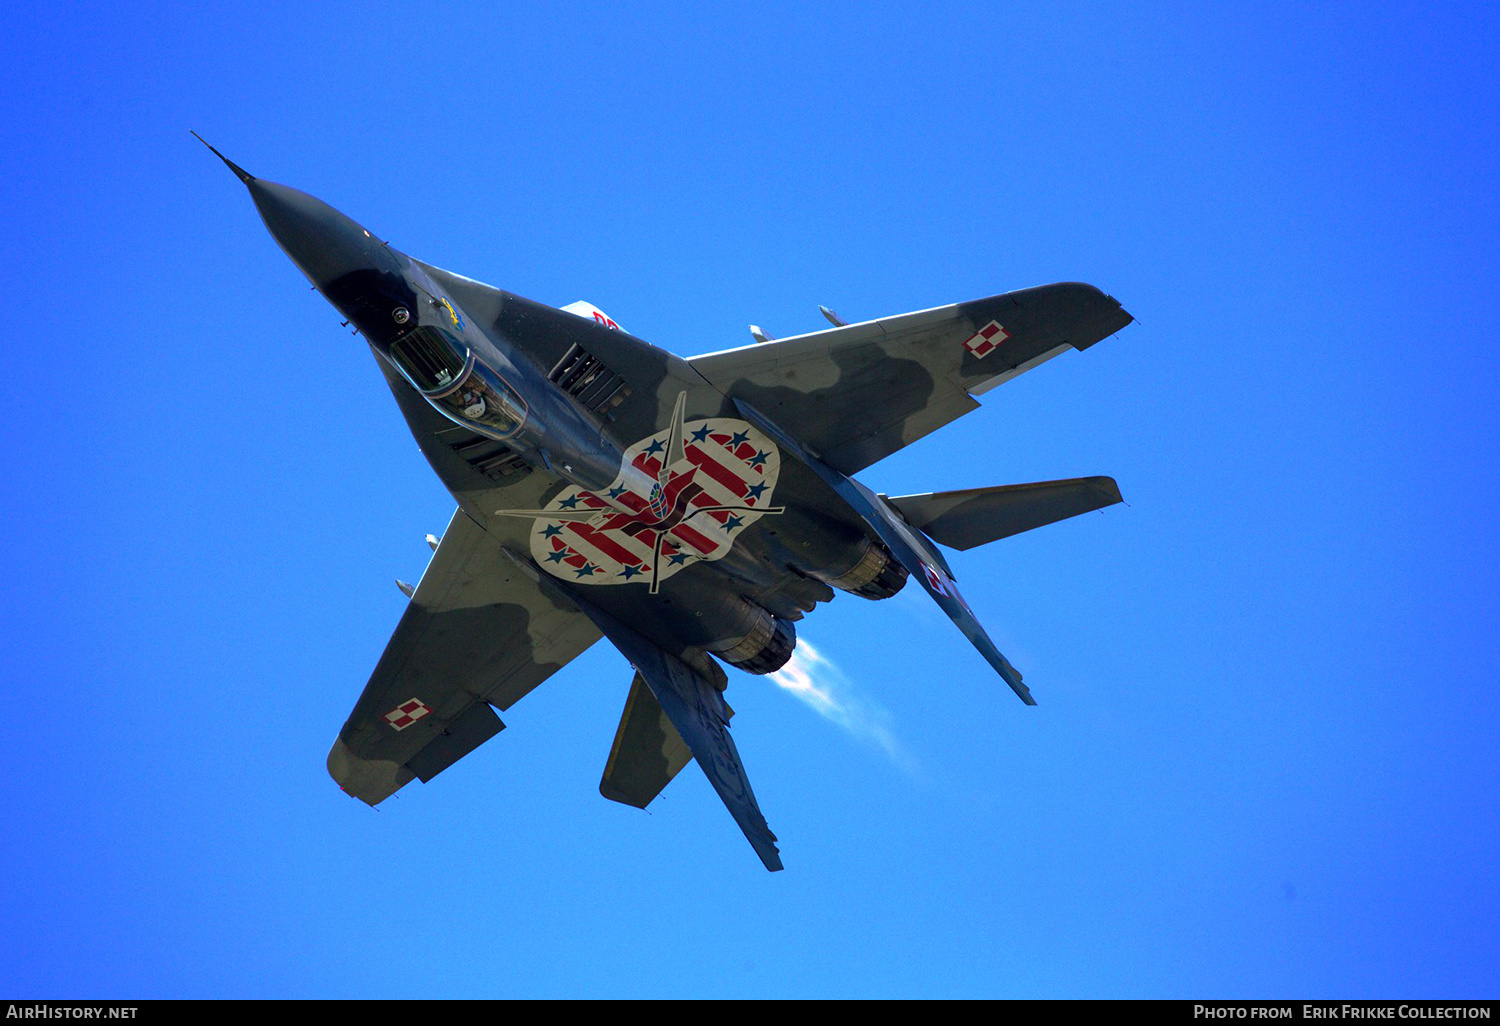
198;135;1133;871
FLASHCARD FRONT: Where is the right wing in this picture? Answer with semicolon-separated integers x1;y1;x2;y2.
689;283;1132;475
328;507;601;804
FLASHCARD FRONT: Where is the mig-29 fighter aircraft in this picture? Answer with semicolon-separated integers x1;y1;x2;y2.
197;135;1133;871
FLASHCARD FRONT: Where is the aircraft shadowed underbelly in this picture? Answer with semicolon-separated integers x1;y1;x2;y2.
199;136;1132;871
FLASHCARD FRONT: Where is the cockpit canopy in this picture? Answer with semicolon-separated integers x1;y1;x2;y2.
389;326;466;392
387;326;526;439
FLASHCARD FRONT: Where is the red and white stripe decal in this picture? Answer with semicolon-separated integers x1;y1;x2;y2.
529;418;780;586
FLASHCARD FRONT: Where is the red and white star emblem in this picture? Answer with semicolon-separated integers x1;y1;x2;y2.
530;417;782;589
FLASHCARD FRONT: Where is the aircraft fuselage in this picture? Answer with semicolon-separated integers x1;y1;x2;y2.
201;136;1131;867
239;171;891;673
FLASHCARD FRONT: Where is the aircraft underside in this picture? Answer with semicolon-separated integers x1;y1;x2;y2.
199;135;1133;870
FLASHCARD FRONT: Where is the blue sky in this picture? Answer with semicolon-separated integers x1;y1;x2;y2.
2;1;1497;998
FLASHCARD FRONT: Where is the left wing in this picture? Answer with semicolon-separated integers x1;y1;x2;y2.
328;507;601;804
688;283;1132;475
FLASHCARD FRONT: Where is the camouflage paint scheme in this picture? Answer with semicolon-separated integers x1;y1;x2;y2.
200;136;1132;871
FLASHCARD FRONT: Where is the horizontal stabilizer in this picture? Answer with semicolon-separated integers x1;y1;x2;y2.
600;672;695;808
888;477;1122;551
736;399;1036;705
572;597;783;871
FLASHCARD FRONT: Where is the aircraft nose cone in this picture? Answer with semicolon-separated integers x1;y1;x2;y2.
247;179;395;287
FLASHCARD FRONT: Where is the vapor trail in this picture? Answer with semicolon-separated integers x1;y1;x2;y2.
767;639;924;777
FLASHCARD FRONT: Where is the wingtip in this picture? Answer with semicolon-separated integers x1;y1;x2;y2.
190;130;255;184
1089;476;1125;506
